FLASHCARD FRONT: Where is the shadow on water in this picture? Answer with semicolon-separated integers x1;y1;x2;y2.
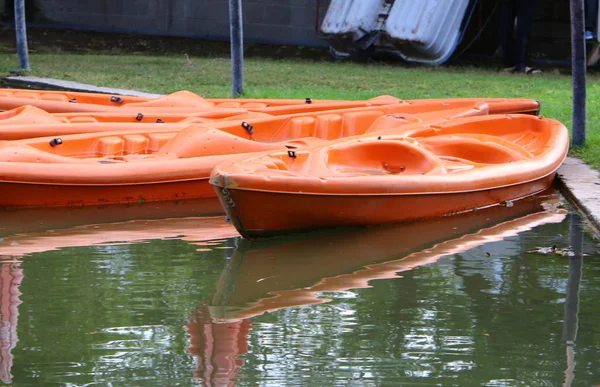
0;187;595;385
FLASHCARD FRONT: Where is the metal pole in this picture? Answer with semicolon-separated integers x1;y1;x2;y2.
14;0;30;71
570;0;586;146
229;0;244;98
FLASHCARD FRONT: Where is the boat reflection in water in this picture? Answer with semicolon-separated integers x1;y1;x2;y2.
206;189;567;322
0;198;233;257
0;197;225;239
183;189;566;384
0;262;21;384
0;189;567;385
186;307;252;386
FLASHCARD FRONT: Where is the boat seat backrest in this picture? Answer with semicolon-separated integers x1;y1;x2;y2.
147;132;178;153
158;125;279;158
269;116;317;142
340;111;387;138
95;136;125;157
314;114;343;140
123;134;150;155
0;106;67;125
365;114;420;133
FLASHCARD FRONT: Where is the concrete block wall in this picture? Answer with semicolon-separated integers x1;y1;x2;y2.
19;0;331;47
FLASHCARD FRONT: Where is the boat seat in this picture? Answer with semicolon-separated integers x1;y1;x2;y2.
325;140;441;175
418;134;532;164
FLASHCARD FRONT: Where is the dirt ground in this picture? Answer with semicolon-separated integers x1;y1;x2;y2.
0;25;332;60
0;25;595;73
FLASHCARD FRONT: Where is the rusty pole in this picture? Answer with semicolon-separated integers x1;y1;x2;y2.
570;0;586;146
14;0;30;71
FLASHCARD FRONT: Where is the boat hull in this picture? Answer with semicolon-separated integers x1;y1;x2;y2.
0;178;214;208
214;172;557;239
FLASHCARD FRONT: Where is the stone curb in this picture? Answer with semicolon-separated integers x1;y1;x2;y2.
3;76;599;236
555;157;600;235
4;76;164;98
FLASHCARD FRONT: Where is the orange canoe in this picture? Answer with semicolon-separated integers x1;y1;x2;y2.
0;101;487;208
210;114;570;239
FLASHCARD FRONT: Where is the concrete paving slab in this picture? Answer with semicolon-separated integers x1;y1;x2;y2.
556;157;600;235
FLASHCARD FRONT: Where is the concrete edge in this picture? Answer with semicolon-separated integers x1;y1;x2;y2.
3;76;600;238
3;76;164;98
555;157;600;237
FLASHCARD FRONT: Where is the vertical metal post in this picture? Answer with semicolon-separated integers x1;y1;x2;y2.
570;0;586;146
14;0;30;71
229;0;244;98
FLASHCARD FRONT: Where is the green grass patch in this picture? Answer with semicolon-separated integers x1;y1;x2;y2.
1;52;599;168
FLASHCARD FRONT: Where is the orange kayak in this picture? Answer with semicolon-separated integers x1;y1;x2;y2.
210;114;570;239
0;105;275;140
0;89;403;113
0;88;540;115
0;101;487;208
0;95;540;140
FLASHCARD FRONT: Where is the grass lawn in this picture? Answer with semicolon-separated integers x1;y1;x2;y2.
0;51;599;168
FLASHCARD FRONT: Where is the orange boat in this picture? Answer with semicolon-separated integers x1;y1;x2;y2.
0;104;254;124
207;191;567;321
210;114;570;239
0;89;405;113
0;95;541;141
0;88;540;115
0;101;487;208
0;105;274;140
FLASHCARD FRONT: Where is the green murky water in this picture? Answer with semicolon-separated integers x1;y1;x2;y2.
0;190;598;386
